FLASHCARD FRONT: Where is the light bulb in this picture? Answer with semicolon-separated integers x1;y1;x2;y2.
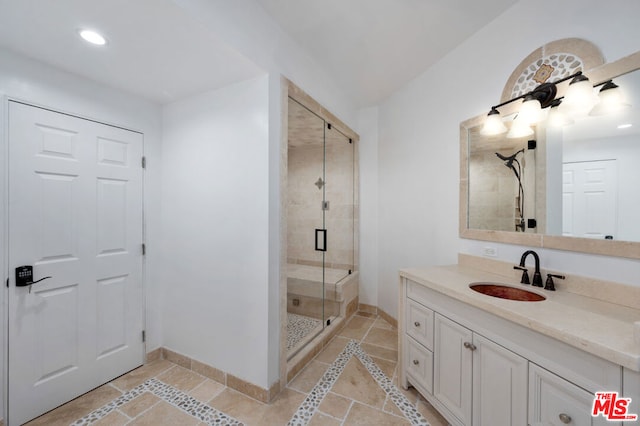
518;96;543;124
561;74;596;117
507;117;534;139
480;108;507;136
79;29;107;46
590;80;630;116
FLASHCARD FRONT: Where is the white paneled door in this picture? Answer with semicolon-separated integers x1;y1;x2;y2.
562;160;618;239
8;102;144;425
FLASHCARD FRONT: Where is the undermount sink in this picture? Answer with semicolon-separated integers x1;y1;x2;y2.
469;282;546;302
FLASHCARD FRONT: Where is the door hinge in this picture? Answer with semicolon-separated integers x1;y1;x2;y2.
142;243;146;255
141;156;147;169
6;277;8;288
327;123;332;130
142;330;146;342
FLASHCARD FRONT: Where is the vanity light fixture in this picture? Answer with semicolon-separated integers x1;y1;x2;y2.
481;71;631;138
79;29;107;46
547;99;574;127
561;74;597;117
479;108;507;135
590;80;630;116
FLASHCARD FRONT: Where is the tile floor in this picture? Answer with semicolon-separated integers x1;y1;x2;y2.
24;313;449;426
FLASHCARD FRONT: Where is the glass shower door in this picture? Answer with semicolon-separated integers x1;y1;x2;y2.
287;98;327;357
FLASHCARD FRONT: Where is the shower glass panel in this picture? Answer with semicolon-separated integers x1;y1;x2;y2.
287;98;326;358
286;97;355;359
324;123;354;320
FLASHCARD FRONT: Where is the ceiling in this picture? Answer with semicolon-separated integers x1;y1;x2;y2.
0;0;517;106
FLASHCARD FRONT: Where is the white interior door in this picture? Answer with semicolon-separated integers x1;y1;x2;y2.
562;160;618;239
7;102;144;425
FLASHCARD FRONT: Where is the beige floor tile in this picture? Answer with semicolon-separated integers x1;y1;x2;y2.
383;396;405;417
318;392;352;419
343;401;411;425
361;342;398;362
209;388;267;425
417;395;449;426
25;384;122;426
92;410;129;426
128;400;199;426
331;358;387;408
157;365;206;392
372;317;396;330
189;379;226;403
356;312;377;318
309;411;342;426
363;327;398;350
315;336;350;364
288;360;329;393
338;316;375;340
111;359;174;391
261;388;306;424
120;392;161;418
370;356;397;378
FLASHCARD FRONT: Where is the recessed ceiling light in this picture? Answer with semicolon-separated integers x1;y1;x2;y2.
617;123;633;129
79;29;107;46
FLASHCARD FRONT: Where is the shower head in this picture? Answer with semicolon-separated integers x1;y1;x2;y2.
495;149;524;168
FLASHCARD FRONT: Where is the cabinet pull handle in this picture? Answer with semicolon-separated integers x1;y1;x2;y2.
413;359;419;365
558;413;572;424
463;342;477;351
414;321;420;327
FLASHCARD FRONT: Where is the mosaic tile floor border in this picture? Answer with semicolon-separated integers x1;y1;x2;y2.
287;313;321;351
71;377;243;426
287;340;430;426
68;339;428;425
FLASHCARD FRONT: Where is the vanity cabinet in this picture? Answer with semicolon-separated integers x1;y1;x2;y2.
432;313;528;426
399;276;626;426
529;364;608;426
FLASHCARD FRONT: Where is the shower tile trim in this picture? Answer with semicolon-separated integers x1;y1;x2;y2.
287;340;429;426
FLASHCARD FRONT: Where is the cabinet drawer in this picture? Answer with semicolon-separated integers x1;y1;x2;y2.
529;364;608;426
406;336;433;395
406;298;434;350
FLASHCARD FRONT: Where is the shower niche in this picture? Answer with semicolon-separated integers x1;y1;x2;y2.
285;92;358;361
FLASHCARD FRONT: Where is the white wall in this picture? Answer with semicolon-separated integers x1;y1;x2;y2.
356;107;379;307
0;47;163;420
372;0;640;319
160;75;272;388
173;0;357;129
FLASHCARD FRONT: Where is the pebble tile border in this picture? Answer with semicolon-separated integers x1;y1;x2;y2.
287;340;429;426
287;313;321;351
71;377;243;426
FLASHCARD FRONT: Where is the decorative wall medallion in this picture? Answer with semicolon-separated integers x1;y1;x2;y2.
511;53;584;98
533;64;554;84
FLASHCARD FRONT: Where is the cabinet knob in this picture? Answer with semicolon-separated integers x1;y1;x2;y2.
414;321;421;327
463;342;477;351
412;359;419;365
558;413;572;424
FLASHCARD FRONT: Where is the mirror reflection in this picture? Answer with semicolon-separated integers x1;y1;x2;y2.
468;68;640;242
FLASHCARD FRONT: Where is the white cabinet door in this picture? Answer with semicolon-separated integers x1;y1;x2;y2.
472;334;528;426
434;313;473;426
529;364;610;426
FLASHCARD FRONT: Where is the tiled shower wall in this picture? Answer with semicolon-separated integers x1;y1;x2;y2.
287;140;354;270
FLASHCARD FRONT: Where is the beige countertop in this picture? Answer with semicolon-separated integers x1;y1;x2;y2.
400;264;640;372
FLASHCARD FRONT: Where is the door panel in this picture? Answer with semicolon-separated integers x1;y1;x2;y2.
8;102;144;425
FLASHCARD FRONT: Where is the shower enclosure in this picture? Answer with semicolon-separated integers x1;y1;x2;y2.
286;97;355;359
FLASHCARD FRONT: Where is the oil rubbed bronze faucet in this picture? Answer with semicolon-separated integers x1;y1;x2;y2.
514;250;543;287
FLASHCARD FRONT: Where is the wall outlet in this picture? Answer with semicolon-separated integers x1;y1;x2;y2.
482;246;498;257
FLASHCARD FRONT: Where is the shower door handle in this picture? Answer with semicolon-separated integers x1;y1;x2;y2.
315;229;327;252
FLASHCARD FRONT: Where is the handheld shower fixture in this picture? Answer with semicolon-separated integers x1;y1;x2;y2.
495;148;526;232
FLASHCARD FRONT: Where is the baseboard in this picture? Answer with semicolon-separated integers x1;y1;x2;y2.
357;303;398;328
145;347;279;403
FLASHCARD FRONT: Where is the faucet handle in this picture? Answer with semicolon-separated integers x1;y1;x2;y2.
513;266;530;284
545;274;565;291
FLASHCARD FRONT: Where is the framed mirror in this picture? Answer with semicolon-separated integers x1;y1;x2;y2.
460;50;640;259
